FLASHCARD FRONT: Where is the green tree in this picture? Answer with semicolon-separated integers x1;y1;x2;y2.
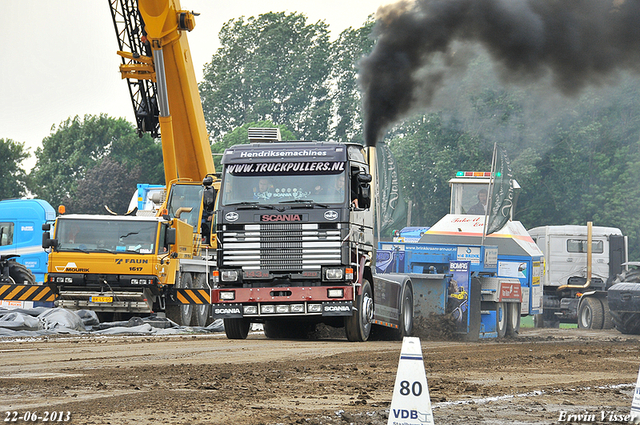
200;12;331;141
330;17;375;143
64;158;142;215
29;114;163;209
388;113;493;227
0;138;30;199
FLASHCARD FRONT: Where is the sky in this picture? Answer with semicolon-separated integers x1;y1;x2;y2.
0;0;386;170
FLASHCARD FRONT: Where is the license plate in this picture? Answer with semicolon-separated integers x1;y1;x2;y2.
90;296;113;303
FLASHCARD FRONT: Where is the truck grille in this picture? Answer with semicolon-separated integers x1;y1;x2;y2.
221;223;342;271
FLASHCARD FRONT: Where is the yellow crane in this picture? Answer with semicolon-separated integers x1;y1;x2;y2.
36;0;219;327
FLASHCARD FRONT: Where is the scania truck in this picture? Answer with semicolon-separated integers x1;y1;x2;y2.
211;129;414;341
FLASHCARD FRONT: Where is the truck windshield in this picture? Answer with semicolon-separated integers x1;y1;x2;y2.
166;184;203;229
450;183;490;215
221;165;347;206
55;218;159;254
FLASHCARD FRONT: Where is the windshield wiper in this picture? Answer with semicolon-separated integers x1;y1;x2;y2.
92;249;117;254
65;248;90;253
225;201;275;210
278;200;330;208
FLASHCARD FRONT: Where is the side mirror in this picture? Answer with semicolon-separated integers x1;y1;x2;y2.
165;228;176;246
42;232;58;249
357;173;372;209
357;173;372;184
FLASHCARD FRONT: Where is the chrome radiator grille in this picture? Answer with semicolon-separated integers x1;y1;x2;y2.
221;223;342;271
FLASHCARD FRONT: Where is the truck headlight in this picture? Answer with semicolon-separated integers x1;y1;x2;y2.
244;305;257;315
221;270;239;282
276;305;290;313
325;268;343;280
327;288;344;298
261;305;275;314
308;304;322;313
219;291;235;300
290;304;304;313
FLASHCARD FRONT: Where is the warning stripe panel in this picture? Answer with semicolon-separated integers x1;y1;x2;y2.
0;285;57;302
175;289;210;304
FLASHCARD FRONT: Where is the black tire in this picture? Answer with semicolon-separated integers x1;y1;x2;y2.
224;318;251;339
601;298;614;330
534;314;545;328
191;273;210;327
578;297;604;330
496;302;507;338
166;272;193;326
263;320;314;339
345;280;373;342
393;282;414;340
263;320;282;339
611;312;640;335
506;302;521;336
610;268;640;334
8;261;36;285
613;268;640;284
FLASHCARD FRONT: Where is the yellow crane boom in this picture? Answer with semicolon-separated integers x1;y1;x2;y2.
115;0;215;183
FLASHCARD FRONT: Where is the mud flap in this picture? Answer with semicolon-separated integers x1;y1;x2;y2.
211;303;243;318
166;288;211;305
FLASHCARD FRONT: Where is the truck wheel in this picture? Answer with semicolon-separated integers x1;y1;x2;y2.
394;282;414;340
264;320;314;339
191;273;210;327
224;318;250;339
345;280;373;342
496;302;507;338
601;298;614;330
578;297;604;330
8;261;36;285
611;311;640;335
263;320;283;339
166;272;193;326
506;302;521;336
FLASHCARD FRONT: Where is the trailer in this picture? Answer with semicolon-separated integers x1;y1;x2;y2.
375;170;543;339
378;217;543;339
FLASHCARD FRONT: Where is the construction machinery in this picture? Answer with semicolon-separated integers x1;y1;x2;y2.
13;0;219;325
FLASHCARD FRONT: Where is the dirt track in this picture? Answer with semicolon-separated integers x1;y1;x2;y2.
1;327;640;424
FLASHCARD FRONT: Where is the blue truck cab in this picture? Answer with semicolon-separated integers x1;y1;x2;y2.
0;199;56;283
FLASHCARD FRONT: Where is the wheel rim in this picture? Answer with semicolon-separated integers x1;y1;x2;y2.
362;292;374;332
581;305;592;328
497;303;506;333
509;303;520;330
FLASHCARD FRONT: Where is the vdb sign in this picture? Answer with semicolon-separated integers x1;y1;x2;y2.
390;409;430;422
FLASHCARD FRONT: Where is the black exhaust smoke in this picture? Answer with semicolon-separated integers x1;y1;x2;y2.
359;0;640;147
